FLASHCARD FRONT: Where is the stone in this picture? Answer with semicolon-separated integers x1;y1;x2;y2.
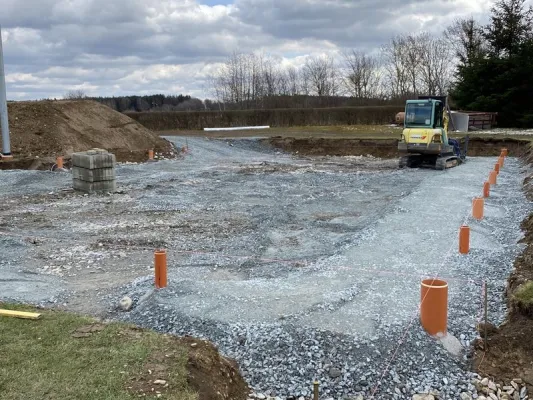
256;394;266;400
489;393;498;400
461;393;473;400
329;367;342;378
413;395;434;400
119;296;133;311
520;387;527;398
153;379;166;385
488;381;497;391
481;378;490;386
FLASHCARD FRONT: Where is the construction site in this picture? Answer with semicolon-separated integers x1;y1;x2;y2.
0;92;532;400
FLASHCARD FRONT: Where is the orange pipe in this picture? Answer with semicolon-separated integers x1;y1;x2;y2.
154;249;167;289
494;162;500;175
420;278;448;336
56;156;64;169
472;197;484;220
501;148;508;157
459;225;470;254
499;156;504;168
483;181;490;198
488;171;497;185
148;149;154;160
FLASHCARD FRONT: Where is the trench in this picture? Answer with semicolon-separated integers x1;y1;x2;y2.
266;137;531;158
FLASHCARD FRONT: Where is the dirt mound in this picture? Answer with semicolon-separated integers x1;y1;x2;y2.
5;100;174;162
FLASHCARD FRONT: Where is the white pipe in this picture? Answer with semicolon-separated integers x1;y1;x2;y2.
0;25;10;156
203;126;270;131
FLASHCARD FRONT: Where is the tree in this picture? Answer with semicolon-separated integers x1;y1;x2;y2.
342;50;381;99
445;18;486;67
64;89;87;100
418;33;454;95
302;55;341;101
485;0;533;57
452;0;533;127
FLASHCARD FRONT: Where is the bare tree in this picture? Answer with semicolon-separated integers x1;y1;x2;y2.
64;89;87;100
302;55;341;101
445;18;486;67
418;33;454;95
381;35;411;98
342;50;381;99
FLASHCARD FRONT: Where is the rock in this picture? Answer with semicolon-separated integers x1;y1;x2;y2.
119;296;133;311
256;394;266;400
413;395;434;400
520;386;527;398
153;379;166;385
190;343;198;348
329;367;342;378
461;393;473;400
512;382;519;390
482;378;490;386
489;381;497;391
489;393;498;400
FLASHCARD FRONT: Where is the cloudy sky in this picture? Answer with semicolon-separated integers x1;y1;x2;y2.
0;0;512;100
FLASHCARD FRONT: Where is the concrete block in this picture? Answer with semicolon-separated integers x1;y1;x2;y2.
73;179;116;193
72;166;116;182
72;150;116;169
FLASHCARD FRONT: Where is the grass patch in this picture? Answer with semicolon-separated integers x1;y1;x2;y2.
514;281;533;314
0;304;196;400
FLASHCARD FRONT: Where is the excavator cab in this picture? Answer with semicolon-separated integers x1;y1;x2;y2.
399;96;467;170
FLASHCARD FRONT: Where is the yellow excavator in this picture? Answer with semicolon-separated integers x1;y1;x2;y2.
398;96;468;170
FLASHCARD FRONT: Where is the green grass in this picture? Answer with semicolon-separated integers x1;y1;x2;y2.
0;304;196;400
514;281;533;309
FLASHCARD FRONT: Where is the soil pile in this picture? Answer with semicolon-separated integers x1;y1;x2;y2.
4;100;174;163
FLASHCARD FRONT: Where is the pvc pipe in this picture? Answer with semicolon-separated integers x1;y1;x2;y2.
501;148;508;157
154;249;167;289
483;181;490;198
459;225;470;254
148;149;154;160
494;162;500;175
489;171;497;185
420;278;448;336
0;25;11;156
472;197;484;220
203;126;270;131
499;156;504;168
56;157;64;169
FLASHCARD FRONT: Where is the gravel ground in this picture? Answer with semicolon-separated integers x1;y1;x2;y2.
0;137;530;399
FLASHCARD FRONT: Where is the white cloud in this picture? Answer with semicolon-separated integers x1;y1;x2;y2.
0;0;511;100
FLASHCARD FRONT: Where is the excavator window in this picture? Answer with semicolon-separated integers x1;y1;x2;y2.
434;102;444;128
405;102;433;127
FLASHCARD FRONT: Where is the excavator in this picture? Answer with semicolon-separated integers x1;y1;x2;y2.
398;96;468;170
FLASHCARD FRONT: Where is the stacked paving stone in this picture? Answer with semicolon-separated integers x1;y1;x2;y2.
72;148;116;193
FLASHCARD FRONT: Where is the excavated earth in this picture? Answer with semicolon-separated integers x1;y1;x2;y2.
0;100;175;169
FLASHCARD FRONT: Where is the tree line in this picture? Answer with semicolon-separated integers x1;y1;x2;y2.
451;0;533;127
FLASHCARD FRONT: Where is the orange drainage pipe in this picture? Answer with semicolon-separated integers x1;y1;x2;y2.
472;197;484;220
494;162;500;175
154;249;167;289
148;149;154;161
501;148;508;157
483;181;490;198
459;225;470;254
56;156;64;169
420;278;448;336
488;171;497;185
499;156;505;168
